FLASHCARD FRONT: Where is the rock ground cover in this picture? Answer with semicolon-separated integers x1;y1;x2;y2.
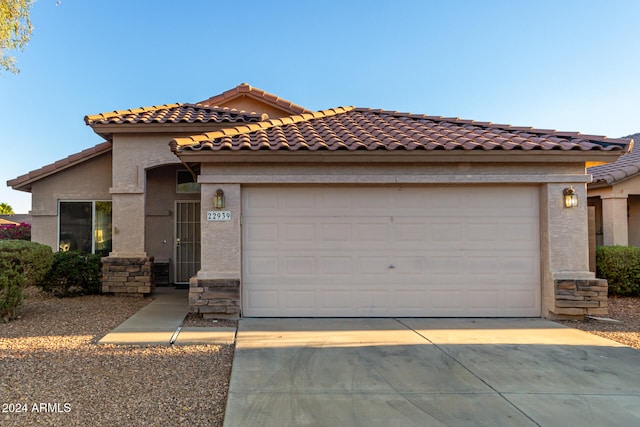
0;288;233;427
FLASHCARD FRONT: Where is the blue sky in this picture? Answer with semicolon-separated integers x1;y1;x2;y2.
1;0;639;213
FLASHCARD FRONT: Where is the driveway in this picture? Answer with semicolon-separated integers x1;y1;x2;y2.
224;318;640;426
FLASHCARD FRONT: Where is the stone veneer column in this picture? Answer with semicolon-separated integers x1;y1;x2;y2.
101;189;152;294
189;183;241;319
102;256;154;295
541;183;608;318
601;195;628;246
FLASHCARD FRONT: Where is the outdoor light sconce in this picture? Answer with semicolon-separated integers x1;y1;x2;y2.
563;186;578;208
213;188;225;209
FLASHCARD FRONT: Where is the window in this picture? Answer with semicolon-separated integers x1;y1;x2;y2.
177;170;200;193
59;201;112;256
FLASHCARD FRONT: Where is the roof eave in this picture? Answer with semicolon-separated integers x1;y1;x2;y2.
171;148;628;164
88;122;247;140
8;142;112;193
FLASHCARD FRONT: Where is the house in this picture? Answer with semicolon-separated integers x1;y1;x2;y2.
0;214;31;225
0;218;19;226
8;83;632;319
587;133;640;247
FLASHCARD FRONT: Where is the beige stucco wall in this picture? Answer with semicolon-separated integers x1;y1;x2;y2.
29;153;112;251
628;195;640;246
197;159;592;318
110;134;182;257
198;183;241;280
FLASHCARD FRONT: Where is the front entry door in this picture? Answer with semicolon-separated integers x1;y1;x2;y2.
175;201;201;284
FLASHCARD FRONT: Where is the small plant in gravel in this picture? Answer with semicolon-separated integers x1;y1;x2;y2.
39;250;102;297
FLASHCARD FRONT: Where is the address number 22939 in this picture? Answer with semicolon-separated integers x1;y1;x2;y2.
206;211;231;221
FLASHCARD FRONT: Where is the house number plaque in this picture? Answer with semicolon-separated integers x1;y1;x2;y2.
206;211;231;221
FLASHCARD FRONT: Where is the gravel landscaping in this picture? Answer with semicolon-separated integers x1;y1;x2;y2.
1;288;638;427
557;296;640;349
0;288;234;427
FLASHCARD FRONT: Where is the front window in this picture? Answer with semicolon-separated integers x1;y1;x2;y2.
176;170;200;193
59;201;112;256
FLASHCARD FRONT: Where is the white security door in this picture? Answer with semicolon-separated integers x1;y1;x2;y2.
242;186;540;317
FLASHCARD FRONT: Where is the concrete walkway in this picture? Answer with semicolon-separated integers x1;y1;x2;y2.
98;287;235;346
224;318;640;427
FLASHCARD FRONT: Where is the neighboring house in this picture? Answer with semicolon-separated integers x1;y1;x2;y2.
8;83;631;319
588;133;640;246
0;214;31;225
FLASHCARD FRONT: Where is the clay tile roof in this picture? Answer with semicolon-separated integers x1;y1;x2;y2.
7;141;112;192
589;133;640;185
84;104;267;126
171;108;632;154
198;83;313;115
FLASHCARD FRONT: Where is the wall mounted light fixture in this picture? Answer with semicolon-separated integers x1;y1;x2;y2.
213;188;225;209
563;186;578;208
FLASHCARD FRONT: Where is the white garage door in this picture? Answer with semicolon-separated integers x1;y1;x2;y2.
242;186;540;317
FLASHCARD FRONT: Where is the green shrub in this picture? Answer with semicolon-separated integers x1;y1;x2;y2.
0;240;53;286
0;240;51;322
0;259;25;322
596;246;640;296
40;250;102;297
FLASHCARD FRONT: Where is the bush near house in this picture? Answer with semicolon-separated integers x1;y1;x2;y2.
596;246;640;296
0;240;53;321
0;260;24;322
0;222;32;241
39;250;102;297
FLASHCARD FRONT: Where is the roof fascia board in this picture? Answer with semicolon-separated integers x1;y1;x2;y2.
90;123;235;137
198;173;592;185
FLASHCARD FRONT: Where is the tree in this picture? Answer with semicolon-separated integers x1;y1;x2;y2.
0;203;15;214
0;0;34;74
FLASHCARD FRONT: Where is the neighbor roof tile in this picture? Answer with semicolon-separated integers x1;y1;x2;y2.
589;133;640;185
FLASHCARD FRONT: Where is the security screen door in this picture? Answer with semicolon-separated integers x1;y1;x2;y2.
175;201;201;284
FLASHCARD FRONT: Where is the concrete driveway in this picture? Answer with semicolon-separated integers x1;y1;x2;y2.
224;318;640;427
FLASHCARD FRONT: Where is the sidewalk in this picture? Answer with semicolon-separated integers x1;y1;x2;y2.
98;287;236;346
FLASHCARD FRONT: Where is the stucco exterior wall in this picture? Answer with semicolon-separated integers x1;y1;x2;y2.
110;134;182;257
587;176;640;246
29;152;112;251
628;195;640;246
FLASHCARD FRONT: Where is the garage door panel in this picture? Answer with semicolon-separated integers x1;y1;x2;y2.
284;256;315;275
242;186;540;317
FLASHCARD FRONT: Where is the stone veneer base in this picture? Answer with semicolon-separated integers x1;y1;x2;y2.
551;278;608;318
189;278;240;319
